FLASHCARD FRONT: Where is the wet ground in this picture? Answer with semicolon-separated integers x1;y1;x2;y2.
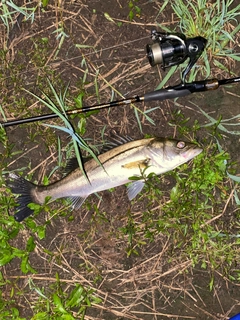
1;0;240;319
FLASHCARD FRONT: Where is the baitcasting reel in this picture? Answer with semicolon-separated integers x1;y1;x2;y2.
146;30;207;83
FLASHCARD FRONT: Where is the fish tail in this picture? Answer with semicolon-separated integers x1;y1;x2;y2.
7;173;37;222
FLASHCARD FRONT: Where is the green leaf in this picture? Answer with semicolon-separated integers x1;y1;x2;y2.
128;175;141;181
53;293;67;314
104;12;115;23
0;250;13;266
61;315;75;320
26;236;36;252
227;172;240;183
209;276;214;291
41;0;49;7
170;185;179;201
234;190;240;205
37;226;46;240
20;255;37;274
135;5;141;14
91;295;102;304
128;1;133;9
129;10;134;21
32;312;48;320
227;54;240;61
65;285;84;308
155;65;178;90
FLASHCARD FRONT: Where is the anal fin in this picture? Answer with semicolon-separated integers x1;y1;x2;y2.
68;196;87;210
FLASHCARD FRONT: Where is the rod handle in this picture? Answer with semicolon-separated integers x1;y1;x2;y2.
144;88;191;102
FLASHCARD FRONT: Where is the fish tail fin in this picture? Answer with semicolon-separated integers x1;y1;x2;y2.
7;173;37;222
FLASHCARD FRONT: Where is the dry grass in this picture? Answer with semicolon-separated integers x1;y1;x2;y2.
1;1;240;319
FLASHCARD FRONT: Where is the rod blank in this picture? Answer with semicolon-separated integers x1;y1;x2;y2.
1;96;144;128
1;76;239;128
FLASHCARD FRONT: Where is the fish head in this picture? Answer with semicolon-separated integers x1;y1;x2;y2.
147;138;203;171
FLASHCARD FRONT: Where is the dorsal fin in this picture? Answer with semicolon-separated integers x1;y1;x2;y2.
65;157;90;175
65;133;134;173
101;133;133;153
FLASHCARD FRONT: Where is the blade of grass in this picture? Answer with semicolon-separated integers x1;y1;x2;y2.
23;82;102;181
155;65;178;90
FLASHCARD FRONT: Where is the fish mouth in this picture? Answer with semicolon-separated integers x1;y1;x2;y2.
183;146;203;160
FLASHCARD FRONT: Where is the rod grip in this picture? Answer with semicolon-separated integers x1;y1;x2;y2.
144;88;191;102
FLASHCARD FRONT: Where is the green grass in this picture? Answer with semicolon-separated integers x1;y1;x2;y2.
157;0;240;81
122;129;240;288
0;12;103;316
0;0;36;37
128;0;141;21
0;272;101;319
29;275;102;320
1;0;240;318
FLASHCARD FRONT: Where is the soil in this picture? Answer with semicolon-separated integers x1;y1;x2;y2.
1;0;240;319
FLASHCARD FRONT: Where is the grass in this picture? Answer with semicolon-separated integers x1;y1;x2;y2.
28;276;102;320
0;0;240;319
0;0;36;37
122;121;240;286
128;0;141;21
157;0;240;81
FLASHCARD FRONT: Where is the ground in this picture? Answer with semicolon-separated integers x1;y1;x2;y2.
1;0;240;319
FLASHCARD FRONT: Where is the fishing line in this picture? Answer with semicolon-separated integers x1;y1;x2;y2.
63;35;149;62
2;35;149;82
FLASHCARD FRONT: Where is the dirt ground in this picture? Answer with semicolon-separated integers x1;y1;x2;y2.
1;0;240;319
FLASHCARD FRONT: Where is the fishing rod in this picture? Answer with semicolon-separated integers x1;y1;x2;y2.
1;76;240;128
1;30;239;128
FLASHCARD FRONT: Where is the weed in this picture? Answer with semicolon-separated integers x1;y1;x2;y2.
121;210;143;256
0;278;25;320
168;109;201;140
24;79;101;181
0;210;37;273
1;0;240;317
0;0;36;37
118;113;239;282
52;22;69;59
167;0;240;79
0;274;101;319
128;0;141;21
31;37;51;68
197;104;240;136
28;274;102;319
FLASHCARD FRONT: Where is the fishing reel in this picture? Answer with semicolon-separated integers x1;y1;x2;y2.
146;30;207;83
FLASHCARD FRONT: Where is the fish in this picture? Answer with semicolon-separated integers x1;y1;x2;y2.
7;135;203;222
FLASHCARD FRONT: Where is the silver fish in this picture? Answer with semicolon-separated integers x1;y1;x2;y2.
8;136;202;222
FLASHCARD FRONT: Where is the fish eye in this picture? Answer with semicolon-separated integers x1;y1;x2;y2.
176;141;185;149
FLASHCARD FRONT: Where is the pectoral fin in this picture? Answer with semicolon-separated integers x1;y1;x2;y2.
122;158;150;170
127;180;145;200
